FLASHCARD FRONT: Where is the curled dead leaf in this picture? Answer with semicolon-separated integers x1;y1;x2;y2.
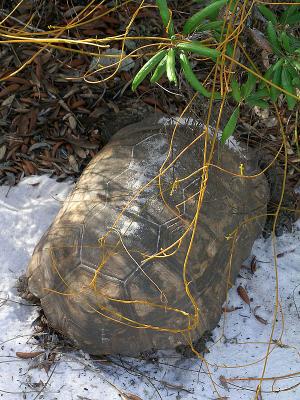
29;142;51;152
254;306;268;325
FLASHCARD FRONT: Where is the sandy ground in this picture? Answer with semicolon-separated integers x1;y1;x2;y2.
0;175;299;400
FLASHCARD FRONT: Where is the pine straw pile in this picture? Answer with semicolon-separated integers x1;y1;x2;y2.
0;0;172;185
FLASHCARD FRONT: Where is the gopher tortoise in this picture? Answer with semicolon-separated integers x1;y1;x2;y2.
27;116;268;356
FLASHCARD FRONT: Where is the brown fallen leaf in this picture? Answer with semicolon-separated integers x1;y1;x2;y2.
237;285;250;305
277;248;296;258
254;306;268;325
250;256;257;274
219;375;229;391
70;99;86;109
248;28;272;53
15;114;30;135
5;76;29;85
16;351;44;359
28;108;38;132
142;96;164;112
121;393;143;400
101;15;120;25
22;160;36;175
254;314;268;325
51;141;64;158
222;306;243;313
6;145;20;160
35;57;42;83
0;84;20;98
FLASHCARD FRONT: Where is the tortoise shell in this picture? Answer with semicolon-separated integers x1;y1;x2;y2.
27;116;268;356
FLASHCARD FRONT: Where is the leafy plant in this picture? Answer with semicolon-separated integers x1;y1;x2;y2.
131;0;224;99
131;0;300;143
255;3;300;110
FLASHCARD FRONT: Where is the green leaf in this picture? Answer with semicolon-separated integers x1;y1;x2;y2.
287;34;300;51
259;65;274;89
291;59;300;71
195;0;229;18
179;51;222;99
166;48;177;85
241;71;257;99
150;55;167;83
183;0;227;34
132;50;167;91
228;0;240;13
257;5;278;24
266;21;282;56
280;32;292;54
281;69;297;110
270;64;282;102
285;13;300;25
247;88;269;100
273;58;284;71
280;3;299;24
225;43;234;57
286;63;298;79
292;76;300;88
246;98;269;109
231;78;241;102
156;0;175;37
176;41;220;59
221;107;239;144
195;20;224;32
